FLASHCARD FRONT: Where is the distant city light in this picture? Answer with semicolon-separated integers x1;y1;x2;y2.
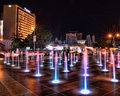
24;7;31;13
46;45;53;50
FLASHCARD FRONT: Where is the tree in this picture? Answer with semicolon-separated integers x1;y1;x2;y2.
23;27;52;49
97;37;110;48
11;33;23;50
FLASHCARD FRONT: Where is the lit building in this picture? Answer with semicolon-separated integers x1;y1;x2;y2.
0;20;3;41
3;4;36;40
86;34;92;46
77;33;82;40
66;31;84;44
66;32;77;44
92;35;95;42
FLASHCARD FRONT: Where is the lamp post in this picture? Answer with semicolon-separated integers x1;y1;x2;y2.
108;33;120;47
31;27;36;51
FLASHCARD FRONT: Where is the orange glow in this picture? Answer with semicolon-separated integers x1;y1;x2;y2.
116;33;120;37
108;34;112;38
0;58;4;60
0;38;3;41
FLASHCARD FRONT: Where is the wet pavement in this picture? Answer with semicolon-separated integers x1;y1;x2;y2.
0;55;120;96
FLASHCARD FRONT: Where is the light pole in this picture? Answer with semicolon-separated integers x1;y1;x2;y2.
31;27;36;51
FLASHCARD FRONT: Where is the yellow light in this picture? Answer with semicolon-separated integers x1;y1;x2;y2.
116;33;120;37
108;34;112;38
31;27;34;31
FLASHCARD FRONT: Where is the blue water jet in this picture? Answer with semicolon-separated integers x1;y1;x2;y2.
102;49;109;72
23;50;30;72
49;51;54;69
52;52;60;84
63;53;69;72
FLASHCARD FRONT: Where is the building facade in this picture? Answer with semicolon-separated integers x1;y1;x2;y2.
3;4;36;40
0;20;3;40
66;33;77;44
66;31;83;44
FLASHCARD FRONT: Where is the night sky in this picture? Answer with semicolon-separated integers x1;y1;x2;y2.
0;0;120;40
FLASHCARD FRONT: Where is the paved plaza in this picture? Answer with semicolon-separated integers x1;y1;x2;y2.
0;54;120;96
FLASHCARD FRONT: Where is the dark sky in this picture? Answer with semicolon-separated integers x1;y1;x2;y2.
0;0;120;40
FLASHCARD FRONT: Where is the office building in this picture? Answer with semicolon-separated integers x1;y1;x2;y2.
3;4;36;40
0;20;3;40
66;32;77;44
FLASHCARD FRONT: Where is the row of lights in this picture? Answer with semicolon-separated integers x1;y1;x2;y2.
108;33;120;38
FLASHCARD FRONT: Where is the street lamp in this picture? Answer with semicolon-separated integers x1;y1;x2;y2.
31;27;36;51
108;33;120;47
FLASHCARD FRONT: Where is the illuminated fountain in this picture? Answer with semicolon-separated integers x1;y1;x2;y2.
34;51;42;77
52;52;60;83
96;50;100;64
73;53;76;64
102;49;109;72
110;50;113;64
7;52;10;65
98;50;103;66
32;51;35;65
67;53;70;61
70;52;74;67
116;52;120;68
82;48;89;76
111;50;119;82
4;53;7;63
106;51;109;62
76;55;78;62
11;51;15;67
23;50;30;72
40;54;44;67
50;51;54;69
20;51;23;62
63;53;69;72
15;48;20;69
58;52;62;65
42;54;44;64
80;47;91;95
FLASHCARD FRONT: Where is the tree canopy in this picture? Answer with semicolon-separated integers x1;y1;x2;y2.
23;27;52;49
11;27;52;50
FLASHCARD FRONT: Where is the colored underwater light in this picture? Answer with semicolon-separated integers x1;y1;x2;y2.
102;49;109;72
23;50;30;72
52;52;60;84
34;51;42;77
80;47;91;95
111;51;119;82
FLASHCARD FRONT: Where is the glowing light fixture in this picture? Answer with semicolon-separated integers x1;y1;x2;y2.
108;34;112;38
